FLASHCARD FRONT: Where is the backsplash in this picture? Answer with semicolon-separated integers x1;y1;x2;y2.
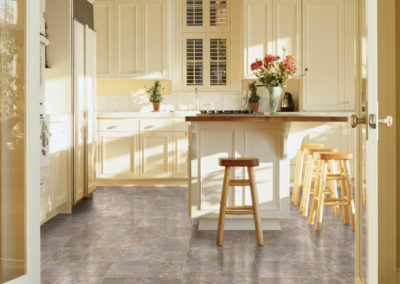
97;79;300;113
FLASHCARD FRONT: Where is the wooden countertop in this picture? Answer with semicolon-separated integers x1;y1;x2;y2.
185;113;349;122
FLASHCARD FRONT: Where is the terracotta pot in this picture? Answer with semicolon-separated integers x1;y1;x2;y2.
152;102;160;111
250;102;259;113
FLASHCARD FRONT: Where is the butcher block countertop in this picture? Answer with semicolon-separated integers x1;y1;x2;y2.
185;112;349;122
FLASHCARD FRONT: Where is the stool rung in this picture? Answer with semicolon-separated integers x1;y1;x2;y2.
326;174;346;180
226;206;253;210
225;210;253;215
228;179;251;186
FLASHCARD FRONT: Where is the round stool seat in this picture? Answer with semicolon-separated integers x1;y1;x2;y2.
219;158;259;167
300;144;324;151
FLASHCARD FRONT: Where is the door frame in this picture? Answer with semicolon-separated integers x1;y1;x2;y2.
10;0;41;283
354;0;397;282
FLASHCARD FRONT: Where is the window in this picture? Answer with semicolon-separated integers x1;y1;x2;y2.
183;0;230;91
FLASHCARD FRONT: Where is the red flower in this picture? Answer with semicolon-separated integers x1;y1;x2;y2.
264;55;279;65
251;60;263;71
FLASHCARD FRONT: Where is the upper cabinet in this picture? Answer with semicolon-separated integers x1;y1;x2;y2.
94;0;170;79
301;0;355;111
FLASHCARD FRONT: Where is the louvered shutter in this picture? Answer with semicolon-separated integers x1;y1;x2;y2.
209;0;227;27
186;0;203;27
209;38;227;85
186;38;204;86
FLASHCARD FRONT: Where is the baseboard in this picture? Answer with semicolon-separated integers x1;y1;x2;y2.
95;178;188;188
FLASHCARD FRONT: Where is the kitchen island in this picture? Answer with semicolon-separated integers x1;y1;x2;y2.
185;113;349;230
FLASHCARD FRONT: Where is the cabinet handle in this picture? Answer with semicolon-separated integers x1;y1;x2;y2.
144;125;154;130
107;125;117;130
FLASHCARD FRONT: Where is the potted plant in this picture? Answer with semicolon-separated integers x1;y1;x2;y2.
250;47;307;114
147;80;164;111
248;81;260;112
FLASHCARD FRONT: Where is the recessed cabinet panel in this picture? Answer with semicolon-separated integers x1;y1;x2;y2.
244;0;272;78
94;0;114;77
99;133;140;178
302;0;345;110
244;129;280;210
142;0;168;78
140;132;172;178
174;132;189;177
116;0;141;77
274;0;300;63
200;128;234;210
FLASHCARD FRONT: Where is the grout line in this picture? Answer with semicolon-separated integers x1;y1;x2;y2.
179;218;194;283
248;231;262;284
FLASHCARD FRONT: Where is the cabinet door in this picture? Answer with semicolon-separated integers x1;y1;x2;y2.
140;132;173;178
99;132;140;178
173;132;189;178
244;0;273;78
94;0;114;78
273;0;301;64
115;0;141;78
142;0;169;79
302;0;346;111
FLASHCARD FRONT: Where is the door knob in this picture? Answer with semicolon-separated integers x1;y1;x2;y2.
368;114;393;129
350;114;367;128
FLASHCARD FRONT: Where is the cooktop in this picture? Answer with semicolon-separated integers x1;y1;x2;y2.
199;110;255;115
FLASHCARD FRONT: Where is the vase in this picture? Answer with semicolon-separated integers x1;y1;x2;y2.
152;102;160;111
266;86;283;114
250;102;259;113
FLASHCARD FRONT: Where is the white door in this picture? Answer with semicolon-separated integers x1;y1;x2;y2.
74;20;86;203
1;0;41;283
85;26;97;195
352;0;397;282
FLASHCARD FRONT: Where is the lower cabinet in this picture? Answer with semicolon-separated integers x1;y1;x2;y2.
174;131;189;178
140;132;173;178
98;132;140;178
97;118;189;181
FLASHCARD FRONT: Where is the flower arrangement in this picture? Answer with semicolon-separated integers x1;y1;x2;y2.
250;48;306;88
147;80;164;103
248;81;260;103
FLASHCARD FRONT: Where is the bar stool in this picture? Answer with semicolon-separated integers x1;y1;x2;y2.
299;147;339;217
308;152;355;230
292;144;324;206
217;157;264;246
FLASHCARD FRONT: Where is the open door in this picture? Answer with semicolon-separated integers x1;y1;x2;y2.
352;0;397;282
0;0;40;283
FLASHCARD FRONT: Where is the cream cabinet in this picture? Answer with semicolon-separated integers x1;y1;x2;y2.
98;132;140;178
301;0;356;111
94;0;169;79
140;132;173;178
97;117;189;182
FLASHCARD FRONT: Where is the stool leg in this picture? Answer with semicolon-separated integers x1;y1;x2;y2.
315;161;327;230
300;155;313;216
217;166;231;246
292;150;303;205
339;161;349;225
328;161;340;216
308;160;321;225
247;166;264;246
344;160;355;230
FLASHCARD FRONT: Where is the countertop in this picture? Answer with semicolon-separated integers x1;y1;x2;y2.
185;112;349;122
97;111;197;119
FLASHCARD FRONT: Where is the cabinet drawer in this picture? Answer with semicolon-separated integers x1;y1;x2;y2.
140;119;173;132
99;119;139;132
173;119;190;132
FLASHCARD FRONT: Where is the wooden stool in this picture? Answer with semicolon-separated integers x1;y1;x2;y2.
308;152;355;230
292;144;324;206
299;147;339;217
216;158;264;246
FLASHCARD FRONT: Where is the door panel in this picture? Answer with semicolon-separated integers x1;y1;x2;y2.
140;132;172;178
99;133;140;178
74;20;85;203
174;132;189;178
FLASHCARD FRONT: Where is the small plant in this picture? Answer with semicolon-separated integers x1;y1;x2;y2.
248;81;260;103
147;80;164;103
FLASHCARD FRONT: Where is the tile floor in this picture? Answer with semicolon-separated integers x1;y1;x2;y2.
41;187;355;284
